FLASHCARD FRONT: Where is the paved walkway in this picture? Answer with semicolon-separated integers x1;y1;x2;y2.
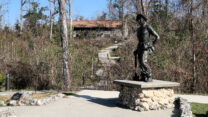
1;90;177;117
98;44;121;65
175;94;208;104
95;42;124;89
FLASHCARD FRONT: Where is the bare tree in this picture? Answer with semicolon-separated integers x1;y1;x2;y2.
140;0;148;16
0;0;9;28
58;0;71;90
202;0;208;18
136;0;142;14
49;0;52;40
190;0;196;93
69;0;73;40
108;0;116;19
50;0;58;41
20;0;27;32
140;0;145;15
109;0;127;38
165;0;169;17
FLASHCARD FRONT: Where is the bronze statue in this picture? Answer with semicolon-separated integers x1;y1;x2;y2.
133;14;160;82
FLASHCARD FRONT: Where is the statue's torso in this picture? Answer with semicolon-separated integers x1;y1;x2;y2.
137;25;150;44
137;25;151;49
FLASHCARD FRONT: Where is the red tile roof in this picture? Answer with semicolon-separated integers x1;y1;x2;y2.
70;20;122;28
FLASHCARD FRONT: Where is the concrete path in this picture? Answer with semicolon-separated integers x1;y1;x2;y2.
2;90;177;117
175;94;208;104
95;42;124;89
98;44;120;65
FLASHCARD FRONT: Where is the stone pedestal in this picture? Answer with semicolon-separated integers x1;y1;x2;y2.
113;80;180;111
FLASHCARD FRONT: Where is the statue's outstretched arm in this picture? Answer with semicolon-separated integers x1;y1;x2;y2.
147;25;160;45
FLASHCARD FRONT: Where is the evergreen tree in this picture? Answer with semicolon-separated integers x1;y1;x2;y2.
23;2;47;35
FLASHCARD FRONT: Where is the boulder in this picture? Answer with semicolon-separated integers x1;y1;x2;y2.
174;97;192;117
0;101;6;106
9;100;17;106
36;100;43;106
18;101;25;106
11;93;22;100
57;93;65;98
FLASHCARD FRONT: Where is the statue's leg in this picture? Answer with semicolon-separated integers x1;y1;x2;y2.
142;51;152;82
133;50;139;81
134;50;138;70
139;50;152;82
138;50;146;81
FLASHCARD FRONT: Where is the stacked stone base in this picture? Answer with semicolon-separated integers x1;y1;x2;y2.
117;87;174;111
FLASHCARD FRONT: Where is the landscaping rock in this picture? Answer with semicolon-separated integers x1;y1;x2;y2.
18;101;25;106
29;99;37;105
5;91;65;107
11;93;22;100
174;97;192;117
9;100;17;106
11;92;32;101
36;100;43;106
57;93;65;98
21;92;32;99
0;101;6;106
51;95;57;101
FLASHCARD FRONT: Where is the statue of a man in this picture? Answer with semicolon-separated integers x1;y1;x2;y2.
134;14;160;82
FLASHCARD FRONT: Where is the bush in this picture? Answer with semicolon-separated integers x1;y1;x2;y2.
20;32;33;41
8;61;51;90
0;73;6;86
9;62;36;89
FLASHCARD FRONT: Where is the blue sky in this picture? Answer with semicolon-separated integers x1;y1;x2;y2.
4;0;108;27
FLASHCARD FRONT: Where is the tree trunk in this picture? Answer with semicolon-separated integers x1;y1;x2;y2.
202;0;208;18
118;0;124;20
69;0;73;40
140;0;147;16
49;0;53;41
144;0;148;16
136;0;142;14
49;0;55;41
190;0;196;93
20;0;24;32
165;0;169;17
165;0;169;30
108;0;114;19
58;0;71;90
118;0;125;39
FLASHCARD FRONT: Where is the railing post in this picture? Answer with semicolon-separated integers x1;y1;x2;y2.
6;73;10;91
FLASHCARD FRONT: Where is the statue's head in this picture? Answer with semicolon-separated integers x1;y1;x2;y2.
136;14;147;26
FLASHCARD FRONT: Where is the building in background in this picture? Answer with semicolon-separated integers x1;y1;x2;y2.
69;20;124;38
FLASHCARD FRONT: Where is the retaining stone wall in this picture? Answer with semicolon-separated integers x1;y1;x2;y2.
117;86;174;111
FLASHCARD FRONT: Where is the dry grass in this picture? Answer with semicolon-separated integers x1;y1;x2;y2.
0;95;11;102
30;92;56;99
0;92;57;102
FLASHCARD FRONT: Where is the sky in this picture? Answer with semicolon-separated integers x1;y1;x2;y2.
3;0;108;27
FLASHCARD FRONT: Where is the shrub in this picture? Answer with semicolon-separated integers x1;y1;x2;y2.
20;32;33;41
8;61;51;90
0;73;6;86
